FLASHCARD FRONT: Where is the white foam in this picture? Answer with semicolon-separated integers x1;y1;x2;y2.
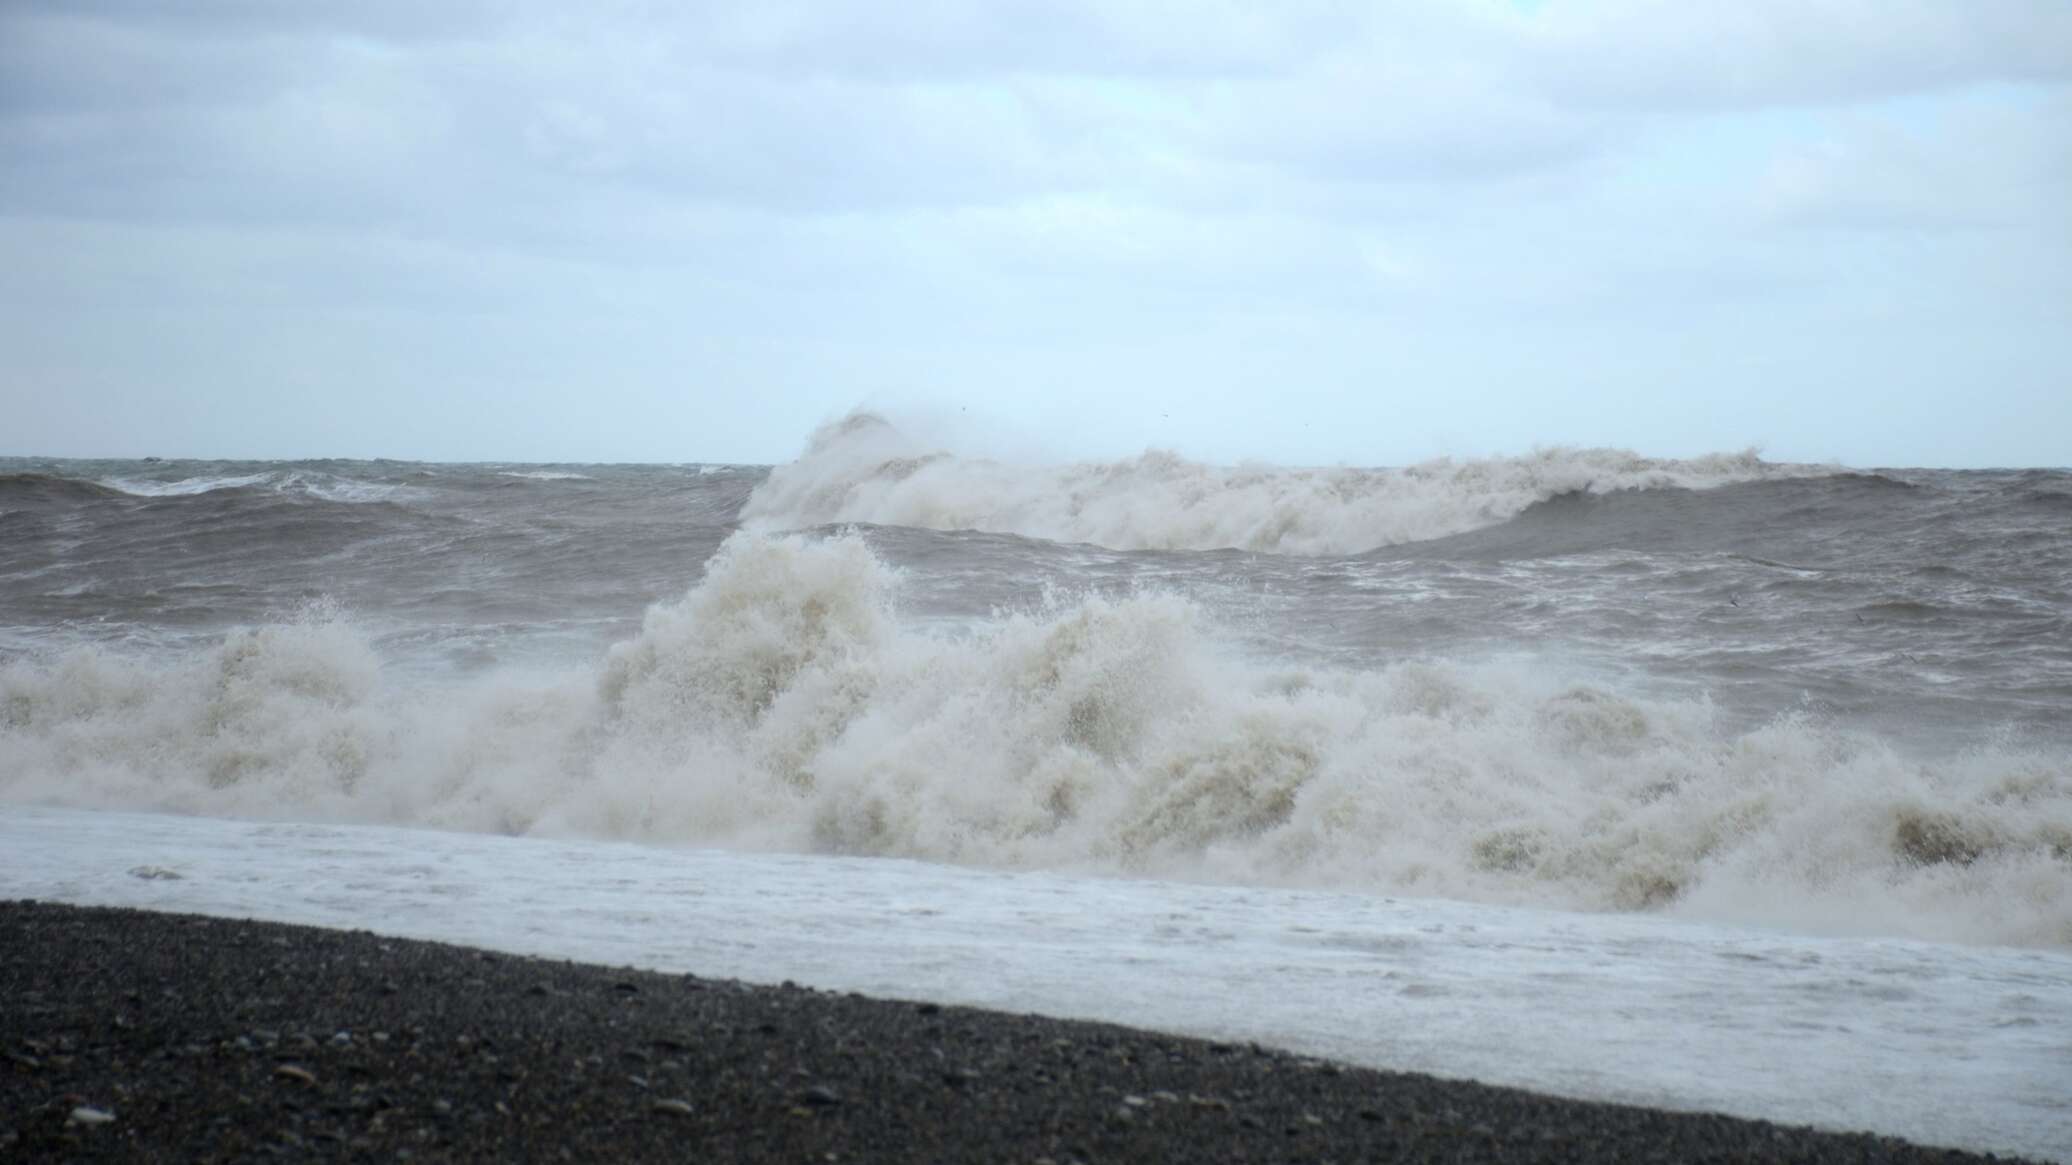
740;412;1811;554
2;531;2066;949
95;470;414;503
5;805;2066;1160
275;471;415;504
99;472;272;497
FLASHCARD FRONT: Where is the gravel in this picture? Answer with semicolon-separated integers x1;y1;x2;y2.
0;900;2030;1163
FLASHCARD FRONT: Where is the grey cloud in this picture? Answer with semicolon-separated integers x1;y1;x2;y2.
2;1;2066;468
0;0;1613;239
509;70;1066;214
655;0;1359;81
1;0;508;46
1748;95;2072;233
1199;65;1602;186
0;9;301;113
1523;0;2072;111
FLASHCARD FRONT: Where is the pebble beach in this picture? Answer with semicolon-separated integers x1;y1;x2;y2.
2;901;2030;1164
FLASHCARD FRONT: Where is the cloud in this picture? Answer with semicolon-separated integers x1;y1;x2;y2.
0;2;1585;234
12;0;509;46
1;1;2066;465
654;0;1358;81
1749;92;2072;231
22;0;2060;246
1520;0;2072;111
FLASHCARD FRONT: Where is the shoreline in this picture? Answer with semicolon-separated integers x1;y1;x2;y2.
2;900;2027;1163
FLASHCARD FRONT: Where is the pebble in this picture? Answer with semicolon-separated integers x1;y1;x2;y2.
69;1106;116;1125
273;1065;317;1085
650;1099;694;1117
800;1085;841;1108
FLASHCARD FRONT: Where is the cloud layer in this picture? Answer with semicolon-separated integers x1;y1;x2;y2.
3;1;2067;465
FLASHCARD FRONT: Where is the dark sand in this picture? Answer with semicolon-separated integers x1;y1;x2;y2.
2;900;2026;1163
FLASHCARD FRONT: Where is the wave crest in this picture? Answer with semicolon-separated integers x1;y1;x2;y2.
95;470;414;503
739;412;1808;554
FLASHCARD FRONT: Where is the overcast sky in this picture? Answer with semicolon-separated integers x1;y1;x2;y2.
2;1;2066;467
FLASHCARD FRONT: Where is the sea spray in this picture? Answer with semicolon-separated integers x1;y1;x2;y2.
3;530;2067;948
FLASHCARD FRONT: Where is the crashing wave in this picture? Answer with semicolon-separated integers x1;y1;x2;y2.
3;530;2065;949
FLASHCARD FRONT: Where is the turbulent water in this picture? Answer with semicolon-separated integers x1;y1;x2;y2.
4;412;2069;949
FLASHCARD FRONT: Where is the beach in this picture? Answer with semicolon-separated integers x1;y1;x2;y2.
3;900;2028;1164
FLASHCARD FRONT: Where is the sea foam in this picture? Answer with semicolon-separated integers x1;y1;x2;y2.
740;412;1810;555
3;531;2066;948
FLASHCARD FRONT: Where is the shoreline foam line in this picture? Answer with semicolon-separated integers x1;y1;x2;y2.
4;806;2066;1160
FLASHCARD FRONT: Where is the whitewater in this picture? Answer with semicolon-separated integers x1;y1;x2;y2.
3;413;2069;1157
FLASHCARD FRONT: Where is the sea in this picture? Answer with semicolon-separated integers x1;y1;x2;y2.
3;412;2068;1159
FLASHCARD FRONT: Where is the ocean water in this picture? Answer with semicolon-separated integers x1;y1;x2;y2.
3;413;2069;1155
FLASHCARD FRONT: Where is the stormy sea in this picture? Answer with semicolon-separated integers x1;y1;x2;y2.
3;412;2068;1159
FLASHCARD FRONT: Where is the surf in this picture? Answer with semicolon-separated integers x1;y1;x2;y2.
4;529;2065;949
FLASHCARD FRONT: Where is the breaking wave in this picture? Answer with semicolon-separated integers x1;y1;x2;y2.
98;473;275;497
740;412;1816;555
108;471;416;504
3;532;2066;948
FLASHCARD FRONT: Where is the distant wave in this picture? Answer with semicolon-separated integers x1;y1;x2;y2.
498;470;594;482
740;412;1822;555
99;473;273;497
4;530;2064;949
1357;470;1923;562
93;471;415;504
0;472;130;503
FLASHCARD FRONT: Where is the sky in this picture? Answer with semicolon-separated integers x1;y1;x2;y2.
1;1;2067;468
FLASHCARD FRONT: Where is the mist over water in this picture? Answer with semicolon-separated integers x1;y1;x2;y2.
3;414;2068;949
